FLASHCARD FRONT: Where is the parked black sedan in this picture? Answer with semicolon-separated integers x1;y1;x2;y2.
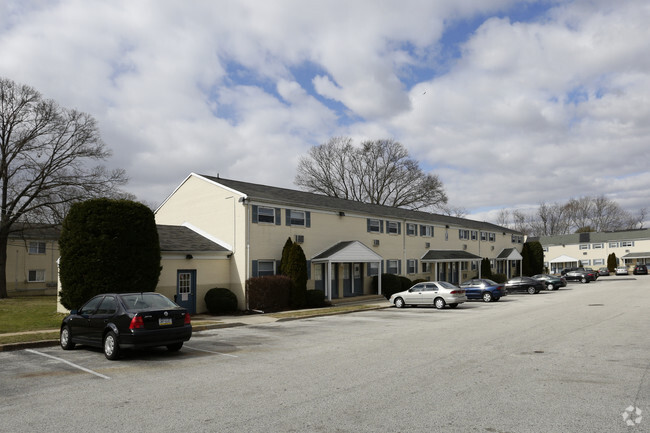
563;269;596;283
504;276;545;294
60;292;192;360
531;274;567;291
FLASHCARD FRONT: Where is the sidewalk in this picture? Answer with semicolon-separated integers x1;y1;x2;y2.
0;295;391;352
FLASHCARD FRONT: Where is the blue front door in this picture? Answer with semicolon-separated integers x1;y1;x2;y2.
176;270;196;314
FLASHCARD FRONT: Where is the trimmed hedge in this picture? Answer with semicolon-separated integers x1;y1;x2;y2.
373;274;412;300
204;288;238;314
305;290;328;308
491;273;508;284
247;275;292;312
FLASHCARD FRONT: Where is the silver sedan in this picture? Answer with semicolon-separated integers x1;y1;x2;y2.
389;281;467;309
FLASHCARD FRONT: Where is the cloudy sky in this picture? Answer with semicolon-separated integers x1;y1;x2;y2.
1;0;649;223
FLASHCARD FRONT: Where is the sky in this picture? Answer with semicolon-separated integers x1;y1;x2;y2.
1;0;649;224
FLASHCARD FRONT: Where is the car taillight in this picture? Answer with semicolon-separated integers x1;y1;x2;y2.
129;315;144;330
450;290;464;294
184;313;191;325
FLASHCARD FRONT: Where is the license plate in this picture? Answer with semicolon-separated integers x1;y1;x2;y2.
159;318;172;326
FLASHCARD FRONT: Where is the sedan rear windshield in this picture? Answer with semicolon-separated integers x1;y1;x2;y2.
121;293;178;311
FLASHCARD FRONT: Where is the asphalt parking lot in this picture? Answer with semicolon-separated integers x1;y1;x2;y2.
1;276;648;432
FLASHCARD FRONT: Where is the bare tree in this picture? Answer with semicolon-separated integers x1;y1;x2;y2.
0;77;128;298
295;137;447;211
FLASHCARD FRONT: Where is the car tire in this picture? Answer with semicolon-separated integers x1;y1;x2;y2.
580;277;587;283
482;292;493;302
547;283;554;291
527;286;536;295
448;303;458;309
434;297;446;309
167;342;183;352
104;331;121;360
60;326;75;350
394;297;405;308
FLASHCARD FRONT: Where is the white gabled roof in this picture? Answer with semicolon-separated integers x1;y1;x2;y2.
548;254;579;263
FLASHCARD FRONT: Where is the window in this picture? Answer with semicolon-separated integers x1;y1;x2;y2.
407;259;417;274
422;262;431;273
471;231;478;241
579;244;590;250
480;231;487;241
511;235;523;244
368;262;379;276
583;259;591;266
406;223;417;236
96;296;118;315
257;207;275;224
609;242;618;248
257;261;275;277
593;259;605;266
387;260;399;275
461;262;468;271
313;265;322;281
289;210;305;226
621;241;635;247
459;229;470;240
488;233;495;242
29;242;46;255
543;246;548;252
387;221;400;235
592;243;603;249
368;219;382;233
420;225;434;237
28;269;45;282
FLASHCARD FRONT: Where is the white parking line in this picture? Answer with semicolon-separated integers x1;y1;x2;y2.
24;349;111;380
184;345;238;357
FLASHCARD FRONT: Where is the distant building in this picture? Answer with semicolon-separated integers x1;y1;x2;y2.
531;229;650;273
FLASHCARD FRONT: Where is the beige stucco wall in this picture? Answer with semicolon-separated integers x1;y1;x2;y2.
157;255;232;314
6;237;59;296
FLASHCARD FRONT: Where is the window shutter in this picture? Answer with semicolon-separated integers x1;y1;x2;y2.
367;219;371;232
380;220;384;233
306;260;311;279
286;209;291;226
275;208;281;225
397;222;401;235
252;260;258;277
252;205;258;223
420;225;424;236
306;211;311;228
398;260;402;275
415;259;418;273
275;260;281;274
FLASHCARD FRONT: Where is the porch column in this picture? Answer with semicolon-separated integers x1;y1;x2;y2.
326;260;332;301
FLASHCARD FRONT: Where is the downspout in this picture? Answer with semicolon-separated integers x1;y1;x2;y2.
239;196;250;310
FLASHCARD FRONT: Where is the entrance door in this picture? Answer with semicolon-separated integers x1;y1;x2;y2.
343;263;352;297
353;263;362;295
176;270;196;314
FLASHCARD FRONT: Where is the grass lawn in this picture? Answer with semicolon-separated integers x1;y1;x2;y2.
0;296;65;334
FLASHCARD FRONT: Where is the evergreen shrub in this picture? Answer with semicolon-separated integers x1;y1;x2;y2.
204;288;238;314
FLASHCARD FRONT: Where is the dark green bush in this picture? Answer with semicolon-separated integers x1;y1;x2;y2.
399;276;413;291
204;288;238;314
373;273;405;300
247;275;292;312
305;290;328;308
491;273;508;284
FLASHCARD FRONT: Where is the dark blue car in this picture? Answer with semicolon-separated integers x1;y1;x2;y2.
459;278;507;302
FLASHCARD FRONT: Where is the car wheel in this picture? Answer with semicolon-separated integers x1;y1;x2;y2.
547;283;554;291
434;297;446;309
60;326;75;350
482;292;493;302
167;342;183;352
104;331;121;360
493;297;500;302
448;303;459;309
527;286;536;295
394;297;405;308
580;277;587;283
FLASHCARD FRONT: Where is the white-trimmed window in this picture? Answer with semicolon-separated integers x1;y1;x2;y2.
488;233;495;242
28;269;45;282
422;262;431;273
368;262;379;276
579;244;590;250
387;260;399;275
459;229;470;240
368;219;382;233
313;265;323;281
593;259;605;266
543;246;549;252
29;242;46;255
471;231;478;241
609;242;618;248
592;243;603;249
481;231;487;241
257;207;275;224
387;221;400;235
406;223;417;236
420;225;434;237
582;260;591;266
621;241;635;247
257;260;275;277
407;259;417;274
289;210;305;226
